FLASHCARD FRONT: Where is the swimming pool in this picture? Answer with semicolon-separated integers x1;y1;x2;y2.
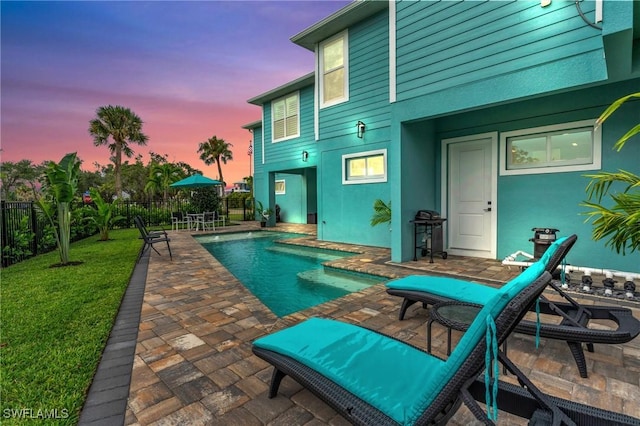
196;232;384;317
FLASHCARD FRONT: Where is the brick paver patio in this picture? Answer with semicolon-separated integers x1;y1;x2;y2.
81;223;640;425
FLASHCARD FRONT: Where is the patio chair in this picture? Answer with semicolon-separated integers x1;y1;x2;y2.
134;215;169;238
134;216;172;261
386;234;640;378
214;211;226;227
253;263;640;424
171;212;188;231
202;211;225;231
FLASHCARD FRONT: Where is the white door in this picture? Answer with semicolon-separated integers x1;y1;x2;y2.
445;134;497;258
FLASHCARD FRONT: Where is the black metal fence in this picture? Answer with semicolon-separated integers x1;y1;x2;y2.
0;198;253;268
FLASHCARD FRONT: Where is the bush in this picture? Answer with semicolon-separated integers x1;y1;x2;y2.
1;216;34;264
190;187;221;213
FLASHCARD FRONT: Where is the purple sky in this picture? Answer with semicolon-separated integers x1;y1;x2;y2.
1;0;350;186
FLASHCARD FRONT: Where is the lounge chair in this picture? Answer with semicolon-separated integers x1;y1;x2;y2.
386;234;640;378
253;257;639;424
134;216;172;261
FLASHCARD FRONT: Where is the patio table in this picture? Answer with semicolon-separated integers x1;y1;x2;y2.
187;213;205;231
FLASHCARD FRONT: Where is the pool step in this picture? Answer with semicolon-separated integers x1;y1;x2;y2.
197;232;271;243
266;245;344;262
297;268;381;292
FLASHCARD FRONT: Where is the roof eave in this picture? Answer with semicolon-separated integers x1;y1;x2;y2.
241;120;262;130
290;0;388;51
246;72;315;105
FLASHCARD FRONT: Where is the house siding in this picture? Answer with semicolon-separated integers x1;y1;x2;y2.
318;9;390;141
263;85;316;166
395;0;606;106
432;79;640;272
315;9;392;247
248;0;638;273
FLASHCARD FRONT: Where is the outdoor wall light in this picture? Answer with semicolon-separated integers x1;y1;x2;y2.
540;0;551;7
356;121;366;138
302;150;309;162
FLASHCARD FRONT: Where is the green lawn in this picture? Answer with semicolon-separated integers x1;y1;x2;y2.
0;229;141;425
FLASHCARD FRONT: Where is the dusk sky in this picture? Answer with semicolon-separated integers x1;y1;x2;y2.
1;0;350;186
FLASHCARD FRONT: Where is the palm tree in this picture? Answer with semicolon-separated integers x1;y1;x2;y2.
197;136;233;187
89;105;148;199
145;162;183;202
582;93;640;254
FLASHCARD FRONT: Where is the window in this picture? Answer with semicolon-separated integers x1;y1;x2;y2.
500;120;601;175
342;149;387;184
272;93;299;142
319;31;348;107
275;180;285;195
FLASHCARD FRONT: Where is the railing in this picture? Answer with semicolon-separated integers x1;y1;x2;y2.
1;198;254;268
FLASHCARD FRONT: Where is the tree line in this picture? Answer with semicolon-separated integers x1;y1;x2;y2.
1;105;242;203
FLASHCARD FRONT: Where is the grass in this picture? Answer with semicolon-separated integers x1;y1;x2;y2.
0;229;142;425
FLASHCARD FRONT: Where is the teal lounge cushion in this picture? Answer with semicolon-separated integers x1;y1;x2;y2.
254;240;559;424
254;260;546;424
386;236;568;304
253;317;447;425
386;275;497;304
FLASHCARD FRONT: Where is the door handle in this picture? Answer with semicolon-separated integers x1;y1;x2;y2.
484;208;492;212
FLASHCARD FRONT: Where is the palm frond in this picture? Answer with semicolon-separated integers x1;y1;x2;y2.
370;199;391;227
584;169;640;202
595;92;640;129
614;123;640;151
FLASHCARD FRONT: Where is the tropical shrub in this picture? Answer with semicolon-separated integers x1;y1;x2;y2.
582;93;640;254
1;216;34;263
190;187;221;213
88;188;125;240
36;152;81;265
370;199;392;227
71;204;99;240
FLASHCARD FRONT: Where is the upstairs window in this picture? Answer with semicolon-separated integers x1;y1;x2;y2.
272;93;299;142
500;120;601;175
319;31;348;108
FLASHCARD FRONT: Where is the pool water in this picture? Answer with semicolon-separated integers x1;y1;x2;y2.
196;232;384;317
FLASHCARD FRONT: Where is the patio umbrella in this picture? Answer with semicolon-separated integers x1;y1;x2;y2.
170;174;222;188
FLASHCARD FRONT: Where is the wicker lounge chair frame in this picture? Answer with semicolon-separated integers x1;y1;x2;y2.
134;216;172;261
465;358;640;425
386;234;640;378
253;269;639;425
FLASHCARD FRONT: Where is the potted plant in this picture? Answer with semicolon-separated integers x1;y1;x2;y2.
255;200;273;227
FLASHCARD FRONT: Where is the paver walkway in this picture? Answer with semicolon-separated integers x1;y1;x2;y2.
83;223;640;425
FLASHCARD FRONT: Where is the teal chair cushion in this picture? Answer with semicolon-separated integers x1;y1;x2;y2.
254;239;560;424
385;236;567;304
386;275;498;304
253;261;546;425
254;317;447;425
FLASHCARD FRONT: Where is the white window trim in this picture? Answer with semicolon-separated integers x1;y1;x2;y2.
275;179;286;195
319;30;349;109
271;92;300;143
342;149;387;185
499;119;601;176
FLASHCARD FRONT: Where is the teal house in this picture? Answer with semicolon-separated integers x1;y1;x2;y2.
244;0;639;274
